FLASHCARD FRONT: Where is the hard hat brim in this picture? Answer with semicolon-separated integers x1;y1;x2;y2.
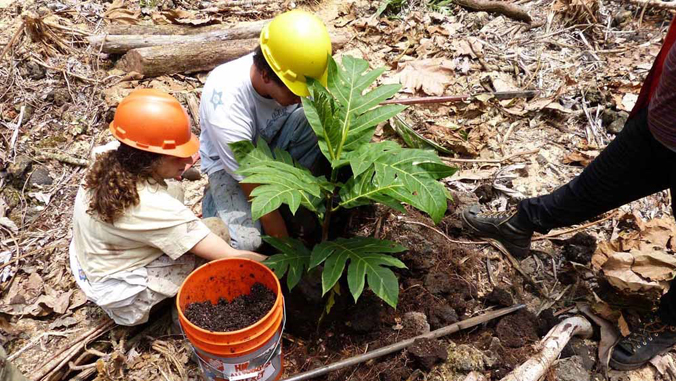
281;67;329;97
110;122;200;158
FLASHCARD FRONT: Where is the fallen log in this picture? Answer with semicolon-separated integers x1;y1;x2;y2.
116;33;350;78
105;23;231;36
500;316;593;381
455;0;532;23
90;20;268;54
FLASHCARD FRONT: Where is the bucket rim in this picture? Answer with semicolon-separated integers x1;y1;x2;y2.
181;302;283;349
176;257;283;337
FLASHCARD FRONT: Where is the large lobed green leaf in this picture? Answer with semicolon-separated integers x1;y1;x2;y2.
263;236;311;290
309;237;407;308
302;55;406;166
339;141;457;224
229;139;331;220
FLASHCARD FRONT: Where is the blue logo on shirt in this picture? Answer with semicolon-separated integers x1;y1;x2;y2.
210;90;223;109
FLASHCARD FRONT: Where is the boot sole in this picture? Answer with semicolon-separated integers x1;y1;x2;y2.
609;346;675;371
461;213;530;259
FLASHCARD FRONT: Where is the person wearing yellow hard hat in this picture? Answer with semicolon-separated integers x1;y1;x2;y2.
69;89;266;326
199;10;332;251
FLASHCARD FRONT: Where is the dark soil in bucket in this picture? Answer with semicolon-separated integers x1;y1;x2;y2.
185;282;275;332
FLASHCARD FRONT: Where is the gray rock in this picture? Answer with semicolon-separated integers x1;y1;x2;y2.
607;115;628;135
29;166;53;187
552;355;591;381
601;109;628;134
402;312;430;336
446;343;485;372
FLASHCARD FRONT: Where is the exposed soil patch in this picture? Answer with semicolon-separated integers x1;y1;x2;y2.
495;309;541;348
185;283;275;332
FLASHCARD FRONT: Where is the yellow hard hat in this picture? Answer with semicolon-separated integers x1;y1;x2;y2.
260;10;332;97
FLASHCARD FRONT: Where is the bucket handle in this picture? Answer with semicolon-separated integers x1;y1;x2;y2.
181;302;286;381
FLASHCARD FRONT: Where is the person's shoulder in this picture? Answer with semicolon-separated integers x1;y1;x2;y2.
136;182;186;211
205;54;253;89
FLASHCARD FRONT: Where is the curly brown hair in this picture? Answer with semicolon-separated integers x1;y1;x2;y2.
84;143;164;224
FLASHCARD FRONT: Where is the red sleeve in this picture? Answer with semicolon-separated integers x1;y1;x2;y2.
631;20;676;117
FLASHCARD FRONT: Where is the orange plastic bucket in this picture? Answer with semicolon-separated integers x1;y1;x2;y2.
177;258;285;381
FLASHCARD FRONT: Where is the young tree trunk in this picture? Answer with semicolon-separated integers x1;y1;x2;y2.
116;33;349;77
90;20;268;54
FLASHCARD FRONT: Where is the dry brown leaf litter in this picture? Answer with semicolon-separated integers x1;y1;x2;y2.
1;0;676;380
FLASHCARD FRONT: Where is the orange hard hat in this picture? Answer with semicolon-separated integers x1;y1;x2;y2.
109;89;199;158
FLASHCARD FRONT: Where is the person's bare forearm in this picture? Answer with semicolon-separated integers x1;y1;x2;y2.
190;233;267;262
259;209;288;237
240;182;289;237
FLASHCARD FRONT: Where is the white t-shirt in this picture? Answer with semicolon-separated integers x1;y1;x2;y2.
71;180;210;283
199;53;300;181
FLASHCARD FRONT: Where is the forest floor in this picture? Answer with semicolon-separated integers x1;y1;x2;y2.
1;0;675;380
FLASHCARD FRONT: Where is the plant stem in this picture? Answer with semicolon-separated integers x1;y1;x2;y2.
322;167;339;241
322;194;333;242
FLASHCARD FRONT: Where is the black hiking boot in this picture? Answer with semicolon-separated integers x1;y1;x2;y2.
461;207;533;259
610;316;676;370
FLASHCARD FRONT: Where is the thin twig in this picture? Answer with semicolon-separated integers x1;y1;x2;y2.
533;213;616;240
9;105;25;160
36;151;88;167
8;330;77;361
68;361;98;371
35;320;115;381
397;218;488;245
0;21;24;63
443;149;540;164
29;55;99;84
0;242;68;271
500;122;518;156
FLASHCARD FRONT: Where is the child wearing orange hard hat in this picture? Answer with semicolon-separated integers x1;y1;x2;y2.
69;89;266;326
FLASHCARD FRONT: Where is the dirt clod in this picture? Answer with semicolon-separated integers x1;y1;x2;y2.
427;301;458;330
555;232;597;264
423;271;452;295
408;338;448;371
402;311;430;336
495;309;540;348
486;287;514;307
185;282;275;332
